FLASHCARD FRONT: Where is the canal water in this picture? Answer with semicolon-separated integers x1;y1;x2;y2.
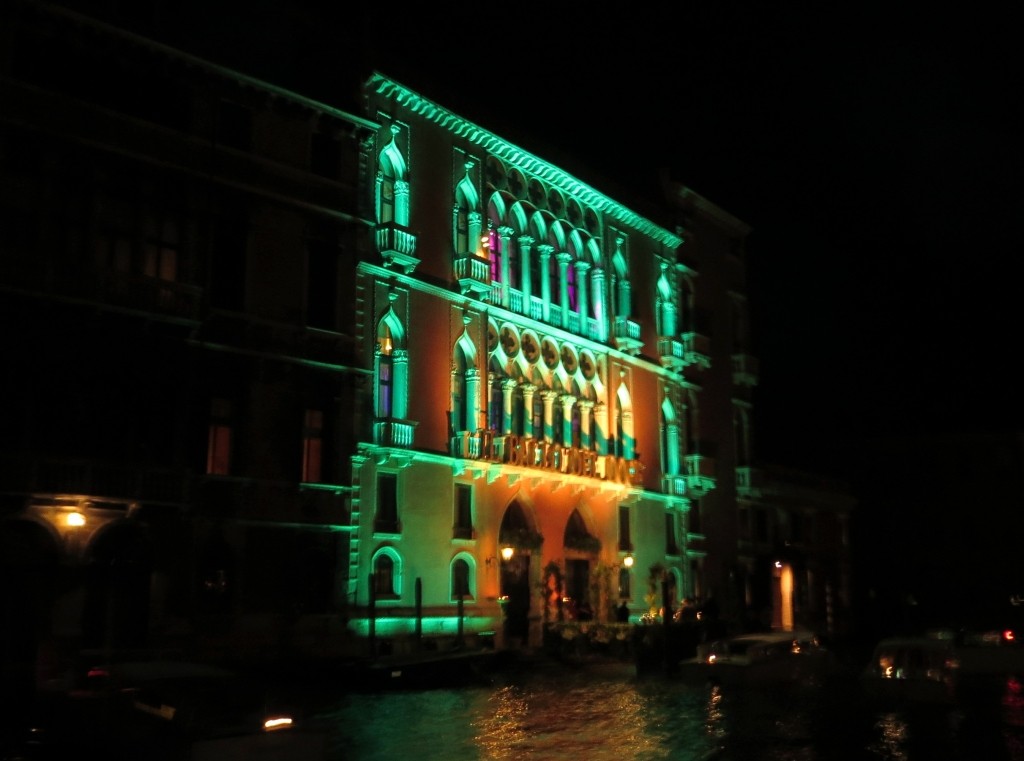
305;658;1024;761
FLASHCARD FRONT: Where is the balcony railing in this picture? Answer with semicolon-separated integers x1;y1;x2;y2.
661;474;687;496
612;317;642;355
657;337;686;372
375;222;419;274
449;431;484;459
373;419;416;448
454;253;491;298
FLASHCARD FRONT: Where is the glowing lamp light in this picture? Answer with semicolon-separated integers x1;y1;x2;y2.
64;511;86;528
1005;630;1016;643
500;545;514;561
623;555;634;568
774;560;782;569
263;716;293;732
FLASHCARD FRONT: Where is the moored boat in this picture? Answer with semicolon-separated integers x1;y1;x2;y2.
676;630;842;689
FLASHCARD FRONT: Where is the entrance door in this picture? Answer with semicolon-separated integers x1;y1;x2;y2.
500;553;531;645
565;558;590;617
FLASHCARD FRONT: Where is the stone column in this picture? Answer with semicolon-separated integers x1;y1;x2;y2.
541;390;559;443
538;245;554;322
518;235;534;313
593;401;608;455
468;211;483;256
574;260;591;335
559;394;576;447
394;178;410;226
498;225;514;307
521;383;537;440
501;378;517;435
579;399;595;450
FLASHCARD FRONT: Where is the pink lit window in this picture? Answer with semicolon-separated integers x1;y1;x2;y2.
488;228;501;282
206;398;233;475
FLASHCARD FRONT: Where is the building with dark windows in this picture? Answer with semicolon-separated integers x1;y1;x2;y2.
0;0;855;685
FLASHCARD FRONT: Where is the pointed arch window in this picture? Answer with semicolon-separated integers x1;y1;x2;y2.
376;125;408;227
656;264;676;336
377;326;394;418
566;256;578;312
564;508;598;553
507;235;520;290
374;554;395;596
614;381;635;460
611;235;630;318
372;548;401;600
661;395;680;476
375;306;407;427
488;373;503;432
529;243;543;304
379;161;396;225
452;331;479;437
454;163;479;257
488;226;501;283
455;203;470;256
512;386;526;436
451;557;473;601
453;346;470;433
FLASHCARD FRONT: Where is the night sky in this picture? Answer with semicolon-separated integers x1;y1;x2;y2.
167;2;1022;480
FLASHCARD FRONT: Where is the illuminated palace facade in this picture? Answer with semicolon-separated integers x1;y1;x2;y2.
0;1;854;665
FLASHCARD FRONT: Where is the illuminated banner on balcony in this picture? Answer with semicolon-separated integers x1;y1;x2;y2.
476;432;641;486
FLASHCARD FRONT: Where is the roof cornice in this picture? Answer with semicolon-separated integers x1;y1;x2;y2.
367;72;682;250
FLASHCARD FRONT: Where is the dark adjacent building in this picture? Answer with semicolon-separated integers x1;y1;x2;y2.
1;1;856;709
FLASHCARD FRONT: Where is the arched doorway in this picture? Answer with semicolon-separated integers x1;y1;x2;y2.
563;508;599;619
81;520;152;651
498;501;537;647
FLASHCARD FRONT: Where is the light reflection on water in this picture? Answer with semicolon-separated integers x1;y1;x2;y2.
309;661;1024;761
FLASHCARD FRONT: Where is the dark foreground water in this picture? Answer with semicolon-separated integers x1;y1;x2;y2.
305;660;1024;761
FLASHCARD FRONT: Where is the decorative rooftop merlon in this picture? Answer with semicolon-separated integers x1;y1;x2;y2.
368;72;682;251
